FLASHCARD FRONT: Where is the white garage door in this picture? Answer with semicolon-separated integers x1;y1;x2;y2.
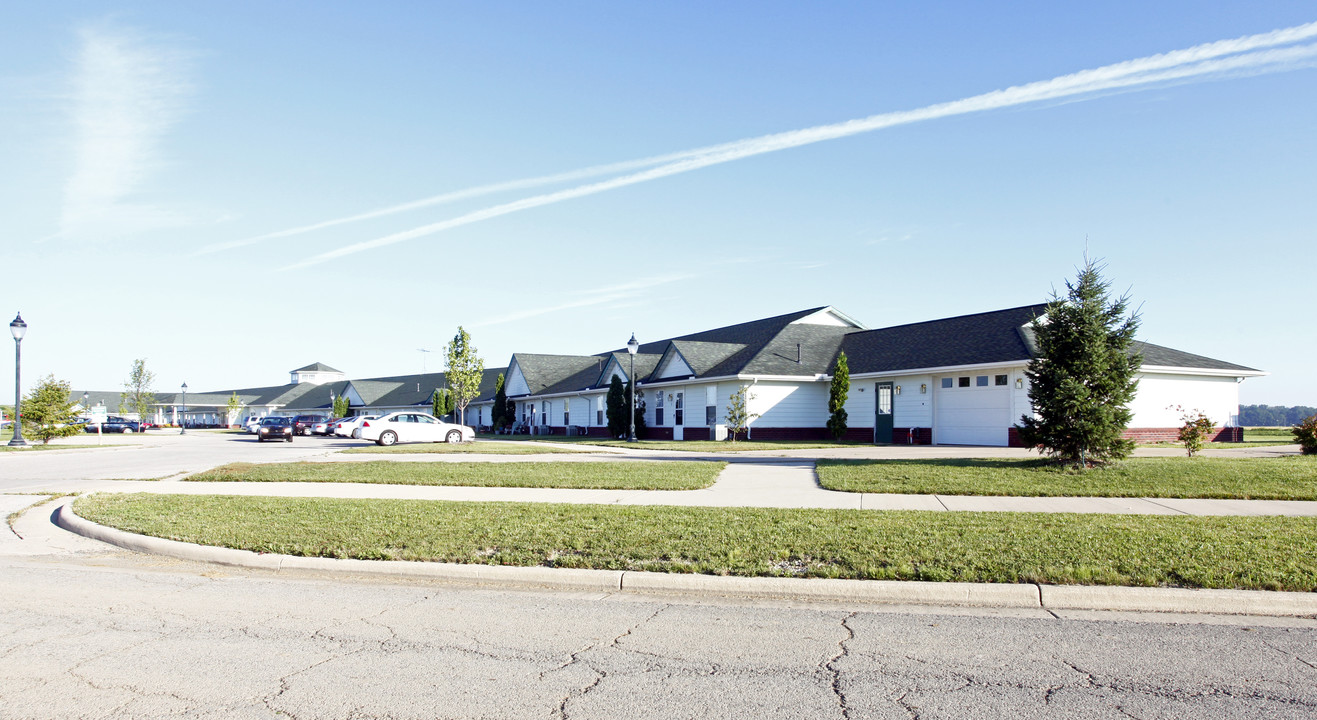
934;374;1011;446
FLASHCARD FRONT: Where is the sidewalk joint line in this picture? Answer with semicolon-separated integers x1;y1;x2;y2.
934;495;951;511
1141;498;1190;515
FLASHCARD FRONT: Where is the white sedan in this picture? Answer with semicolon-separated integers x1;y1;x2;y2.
334;414;379;438
358;412;475;446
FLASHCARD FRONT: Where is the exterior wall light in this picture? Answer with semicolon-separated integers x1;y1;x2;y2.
919;383;927;394
895;385;902;395
1015;377;1024;389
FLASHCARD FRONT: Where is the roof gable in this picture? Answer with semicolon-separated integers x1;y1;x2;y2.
653;346;694;380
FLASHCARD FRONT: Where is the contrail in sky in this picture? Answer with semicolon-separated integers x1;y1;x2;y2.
283;22;1317;270
195;153;707;255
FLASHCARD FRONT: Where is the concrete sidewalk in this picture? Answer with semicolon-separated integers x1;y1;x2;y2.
34;460;1317;516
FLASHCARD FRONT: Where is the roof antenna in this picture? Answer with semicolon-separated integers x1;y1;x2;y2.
418;348;431;373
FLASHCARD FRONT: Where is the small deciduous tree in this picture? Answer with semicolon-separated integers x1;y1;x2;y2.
606;375;627;438
444;327;484;426
1017;257;1141;468
432;388;455;420
826;352;850;441
724;385;759;443
225;392;243;427
120;359;156;423
1171;405;1215;457
22;375;82;444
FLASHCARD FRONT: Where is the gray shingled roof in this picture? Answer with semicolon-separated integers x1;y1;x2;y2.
506;307;852;395
665;341;747;376
606;352;662;385
293;362;341;373
356;369;506;407
1133;341;1258;372
840;305;1048;374
509;355;608;397
840;304;1258;374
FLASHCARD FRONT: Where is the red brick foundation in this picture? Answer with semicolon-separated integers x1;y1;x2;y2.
742;427;831;441
890;427;933;445
1121;427;1242;443
631;424;1245;445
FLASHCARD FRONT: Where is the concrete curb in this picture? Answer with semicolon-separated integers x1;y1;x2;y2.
55;503;1317;617
1040;584;1317;617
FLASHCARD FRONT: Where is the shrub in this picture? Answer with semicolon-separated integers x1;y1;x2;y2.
1173;406;1216;457
1293;414;1317;455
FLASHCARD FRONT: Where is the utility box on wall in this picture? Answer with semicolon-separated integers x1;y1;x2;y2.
713;424;728;441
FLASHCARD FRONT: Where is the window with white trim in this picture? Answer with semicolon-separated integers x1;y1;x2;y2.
655;391;665;426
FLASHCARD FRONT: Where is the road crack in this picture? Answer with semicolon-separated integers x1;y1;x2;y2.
548;604;670;720
822;611;857;719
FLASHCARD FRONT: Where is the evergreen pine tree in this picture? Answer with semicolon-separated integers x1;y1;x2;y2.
22;375;82;444
826;352;850;441
432;388;455;420
606;375;627;438
491;373;507;430
1018;258;1141;467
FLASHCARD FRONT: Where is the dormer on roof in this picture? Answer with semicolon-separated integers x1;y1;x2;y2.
290;362;347;385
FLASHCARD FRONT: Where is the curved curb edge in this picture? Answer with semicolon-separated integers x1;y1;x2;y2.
55;502;1317;617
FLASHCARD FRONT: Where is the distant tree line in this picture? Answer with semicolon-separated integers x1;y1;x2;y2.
1239;405;1317;427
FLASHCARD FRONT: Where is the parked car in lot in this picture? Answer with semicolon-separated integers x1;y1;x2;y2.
292;415;327;436
243;417;266;434
333;415;378;438
310;419;334;436
358;412;474;446
86;417;142;433
256;417;294;442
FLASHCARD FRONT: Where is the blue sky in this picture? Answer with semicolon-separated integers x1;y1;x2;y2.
3;2;1315;406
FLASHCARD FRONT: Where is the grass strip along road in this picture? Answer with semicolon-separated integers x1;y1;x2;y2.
76;494;1317;592
187;460;725;490
817;457;1317;500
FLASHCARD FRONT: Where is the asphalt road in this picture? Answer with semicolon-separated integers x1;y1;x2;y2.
2;538;1315;720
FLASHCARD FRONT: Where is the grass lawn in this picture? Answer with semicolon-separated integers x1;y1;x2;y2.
478;435;868;452
342;441;588;455
186;460;725;490
816;457;1317;500
0;427;105;451
74;493;1317;591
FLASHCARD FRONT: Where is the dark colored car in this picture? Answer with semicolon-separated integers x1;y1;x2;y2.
85;417;142;433
292;415;327;436
257;417;294;442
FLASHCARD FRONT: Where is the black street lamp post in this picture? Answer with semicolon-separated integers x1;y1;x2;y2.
8;313;27;447
626;333;639;442
179;382;188;435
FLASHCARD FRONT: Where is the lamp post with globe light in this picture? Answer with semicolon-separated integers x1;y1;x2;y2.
626;333;639;442
180;382;188;435
8;313;27;447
